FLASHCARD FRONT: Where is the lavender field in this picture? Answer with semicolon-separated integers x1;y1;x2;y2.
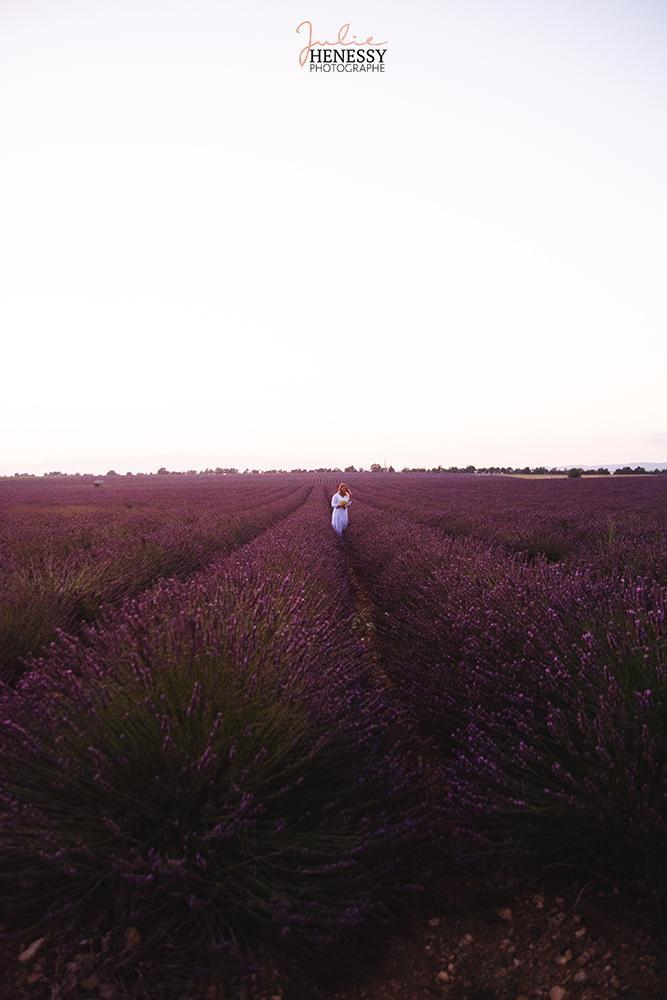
1;472;666;999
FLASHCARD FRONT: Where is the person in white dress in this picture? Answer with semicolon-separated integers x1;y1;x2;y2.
331;483;352;535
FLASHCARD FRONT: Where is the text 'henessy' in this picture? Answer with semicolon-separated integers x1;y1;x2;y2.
296;21;388;72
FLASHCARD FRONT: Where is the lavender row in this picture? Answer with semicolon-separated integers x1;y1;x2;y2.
345;504;667;889
354;472;667;579
0;488;430;985
0;477;311;679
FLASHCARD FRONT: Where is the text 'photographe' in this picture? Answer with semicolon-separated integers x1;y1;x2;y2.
296;21;388;73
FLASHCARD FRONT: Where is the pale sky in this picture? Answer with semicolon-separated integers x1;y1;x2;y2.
1;0;666;474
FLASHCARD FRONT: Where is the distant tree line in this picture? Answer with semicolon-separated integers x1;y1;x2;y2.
401;465;667;476
5;464;667;480
610;466;660;476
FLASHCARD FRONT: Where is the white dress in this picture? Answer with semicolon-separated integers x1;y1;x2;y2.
331;492;351;534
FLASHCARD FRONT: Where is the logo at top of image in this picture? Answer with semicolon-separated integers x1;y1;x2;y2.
296;21;387;72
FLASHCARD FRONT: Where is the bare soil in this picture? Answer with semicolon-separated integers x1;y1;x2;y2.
3;874;664;1000
318;877;666;1000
